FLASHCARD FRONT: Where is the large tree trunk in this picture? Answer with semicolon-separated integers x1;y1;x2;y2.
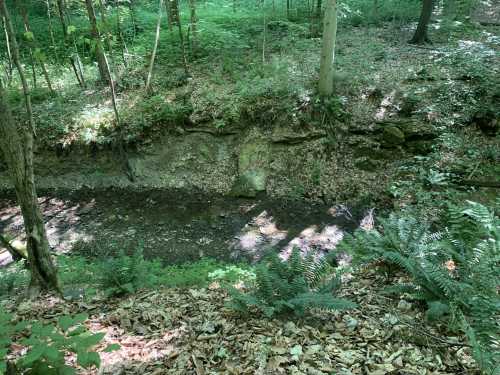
410;0;433;44
0;84;59;293
84;0;110;83
0;0;59;294
318;0;337;96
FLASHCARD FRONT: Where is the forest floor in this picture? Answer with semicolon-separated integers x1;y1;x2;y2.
0;190;363;266
1;267;479;375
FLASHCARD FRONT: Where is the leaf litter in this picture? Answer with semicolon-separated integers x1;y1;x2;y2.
2;267;479;374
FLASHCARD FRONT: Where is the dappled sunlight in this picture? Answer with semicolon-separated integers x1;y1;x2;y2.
282;224;344;258
86;321;186;373
233;210;288;256
374;89;397;121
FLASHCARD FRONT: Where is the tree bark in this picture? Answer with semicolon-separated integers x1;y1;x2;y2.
0;0;59;293
410;0;433;44
0;83;59;293
318;0;337;96
84;0;110;83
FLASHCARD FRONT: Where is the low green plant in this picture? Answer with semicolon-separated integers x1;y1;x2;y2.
228;248;357;318
208;265;256;285
0;310;118;374
0;264;29;296
159;259;251;288
341;201;500;374
96;248;161;297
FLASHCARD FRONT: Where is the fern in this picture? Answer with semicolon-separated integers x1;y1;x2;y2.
228;248;356;318
343;201;499;374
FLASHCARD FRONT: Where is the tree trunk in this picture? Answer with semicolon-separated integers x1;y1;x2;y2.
1;16;13;83
56;0;85;87
410;0;433;44
46;0;59;63
0;234;24;261
146;0;163;92
98;0;113;53
170;0;189;75
188;0;197;55
115;0;128;65
84;0;110;83
0;83;59;293
0;0;35;134
318;0;337;96
0;0;59;293
18;3;55;93
164;0;173;31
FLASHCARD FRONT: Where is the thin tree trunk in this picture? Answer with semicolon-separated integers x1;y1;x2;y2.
0;0;59;294
0;0;35;134
98;0;113;53
2;16;13;82
115;0;128;65
128;0;137;40
84;0;110;83
262;5;266;64
18;4;55;93
164;0;173;31
46;0;59;63
170;0;189;75
410;0;433;44
318;0;337;96
56;0;85;87
146;0;163;92
188;0;197;55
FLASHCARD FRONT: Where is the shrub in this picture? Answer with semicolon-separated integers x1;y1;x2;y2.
228;248;357;318
0;310;118;374
341;201;500;374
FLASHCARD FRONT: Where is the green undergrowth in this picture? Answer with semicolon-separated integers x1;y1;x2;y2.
0;254;255;300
